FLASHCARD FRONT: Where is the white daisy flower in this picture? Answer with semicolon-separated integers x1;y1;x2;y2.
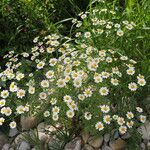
0;117;5;126
9;82;18;92
111;78;119;86
52;106;60;114
39;92;47;100
117;117;125;126
117;29;124;36
1;107;12;116
50;98;57;105
44;111;50;117
0;99;6;107
45;70;54;79
52;114;59;121
28;86;35;94
119;126;127;134
126;68;135;75
78;94;85;101
84;112;92;120
84;32;91;38
57;79;66;88
139;115;146;123
49;58;57;66
99;87;109;96
100;105;110;113
47;47;55;53
136;107;143;113
126;121;134;128
66;110;75;118
63;95;72;103
1;90;9;99
126;112;134;119
84;88;93;97
103;115;111;124
95;122;104;131
16;73;24;81
40;80;49;88
128;82;138;91
137;78;146;86
73;78;82;88
9;121;16;129
17;89;26;99
37;61;45;69
16;105;25;114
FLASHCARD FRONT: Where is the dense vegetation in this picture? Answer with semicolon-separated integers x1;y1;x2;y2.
0;0;150;149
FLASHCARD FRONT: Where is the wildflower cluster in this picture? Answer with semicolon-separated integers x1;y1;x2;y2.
0;1;147;136
72;0;136;50
0;34;69;128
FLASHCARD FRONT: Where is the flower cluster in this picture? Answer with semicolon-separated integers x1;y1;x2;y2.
72;0;136;50
0;1;147;136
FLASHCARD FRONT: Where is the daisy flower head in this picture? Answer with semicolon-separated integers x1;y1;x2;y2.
111;78;119;86
28;86;35;94
101;71;110;79
49;58;57;66
84;112;92;120
95;122;104;131
126;67;135;75
1;107;12;116
103;115;111;124
52;114;59;121
137;78;146;86
0;99;6;107
73;78;82;88
44;111;50;117
45;70;54;79
84;32;91;38
0;117;5;126
66;110;75;118
117;29;124;36
16;72;24;81
119;126;127;134
9;121;17;129
1;90;9;99
84;88;93;97
40;80;49;88
39;92;47;100
37;61;45;69
52;106;60;115
57;79;66;88
94;74;103;83
78;94;85;101
99;87;109;96
100;105;110;113
126;112;134;119
136;107;143;113
117;117;125;126
50;98;57;105
128;82;138;91
127;121;134;128
139;115;146;123
63;95;72;103
16;105;25;114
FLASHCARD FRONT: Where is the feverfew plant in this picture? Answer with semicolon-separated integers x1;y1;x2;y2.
72;0;137;52
0;1;147;138
0;34;70;128
37;40;146;135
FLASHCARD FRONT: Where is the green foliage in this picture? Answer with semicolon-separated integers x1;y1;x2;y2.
0;0;56;51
